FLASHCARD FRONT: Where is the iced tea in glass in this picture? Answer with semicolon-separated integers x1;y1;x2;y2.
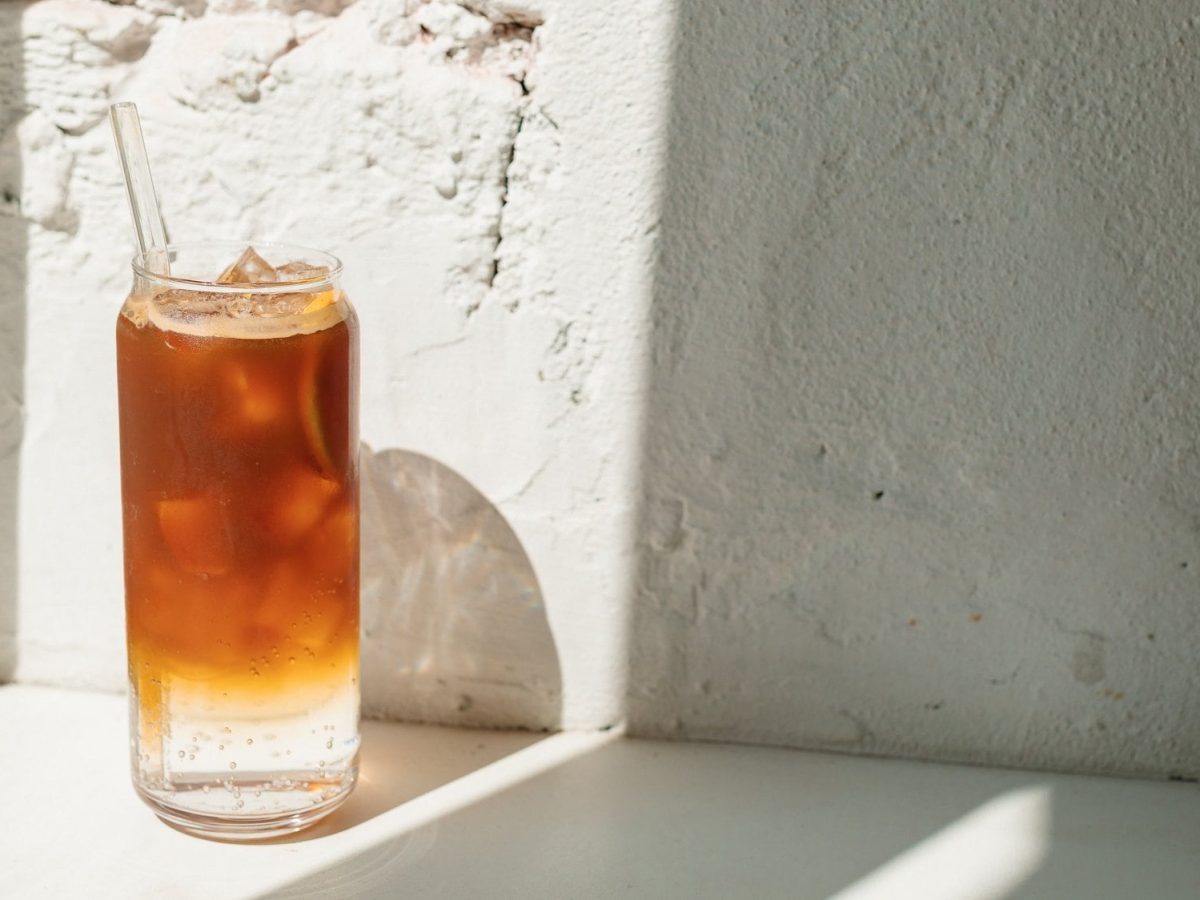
116;242;359;838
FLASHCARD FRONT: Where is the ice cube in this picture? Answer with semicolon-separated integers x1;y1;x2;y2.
267;293;317;316
302;499;356;583
217;246;278;285
275;260;331;283
223;292;309;319
222;360;288;426
153;288;227;318
157;495;233;575
255;562;342;651
257;466;342;546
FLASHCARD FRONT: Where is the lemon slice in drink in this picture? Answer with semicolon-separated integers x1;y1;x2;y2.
302;290;337;314
298;334;352;477
300;361;334;477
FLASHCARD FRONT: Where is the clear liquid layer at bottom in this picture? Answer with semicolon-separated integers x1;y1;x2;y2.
131;655;359;838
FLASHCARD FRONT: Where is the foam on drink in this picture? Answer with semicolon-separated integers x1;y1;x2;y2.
122;247;348;340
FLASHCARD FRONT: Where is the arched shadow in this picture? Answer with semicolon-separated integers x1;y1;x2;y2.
359;445;561;731
0;4;26;681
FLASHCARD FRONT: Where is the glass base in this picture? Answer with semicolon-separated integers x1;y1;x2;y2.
135;770;356;840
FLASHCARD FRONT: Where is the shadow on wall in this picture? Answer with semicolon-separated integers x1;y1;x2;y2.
0;5;25;682
628;1;1200;775
359;446;561;731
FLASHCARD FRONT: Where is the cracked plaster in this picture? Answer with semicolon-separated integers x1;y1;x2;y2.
8;0;1195;781
0;0;669;733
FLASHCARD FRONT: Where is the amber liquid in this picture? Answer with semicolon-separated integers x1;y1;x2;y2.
116;294;359;831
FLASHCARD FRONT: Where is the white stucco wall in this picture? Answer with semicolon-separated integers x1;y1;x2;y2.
629;0;1200;778
0;0;669;730
3;0;1197;779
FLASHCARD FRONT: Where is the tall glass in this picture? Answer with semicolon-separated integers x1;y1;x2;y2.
116;241;360;838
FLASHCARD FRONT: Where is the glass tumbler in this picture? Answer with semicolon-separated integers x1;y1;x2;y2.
116;241;360;838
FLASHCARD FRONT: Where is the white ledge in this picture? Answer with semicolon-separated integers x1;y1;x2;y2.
3;684;1197;898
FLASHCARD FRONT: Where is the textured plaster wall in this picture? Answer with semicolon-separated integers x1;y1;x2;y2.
0;11;23;683
0;0;669;730
629;0;1200;777
4;0;1198;779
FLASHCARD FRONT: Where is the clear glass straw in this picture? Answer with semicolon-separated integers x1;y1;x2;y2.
109;102;170;274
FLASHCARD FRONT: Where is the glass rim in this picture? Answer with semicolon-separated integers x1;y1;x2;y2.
131;240;344;295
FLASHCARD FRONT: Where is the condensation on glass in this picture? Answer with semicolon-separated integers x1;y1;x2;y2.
116;242;360;839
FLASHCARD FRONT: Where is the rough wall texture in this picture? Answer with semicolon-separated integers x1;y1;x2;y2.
629;0;1200;778
0;10;23;683
0;0;668;730
5;0;1197;779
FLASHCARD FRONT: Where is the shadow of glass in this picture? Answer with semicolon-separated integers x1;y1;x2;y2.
255;729;618;898
264;719;544;842
0;5;25;682
359;445;562;731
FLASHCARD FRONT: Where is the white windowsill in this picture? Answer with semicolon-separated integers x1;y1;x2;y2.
3;683;1197;899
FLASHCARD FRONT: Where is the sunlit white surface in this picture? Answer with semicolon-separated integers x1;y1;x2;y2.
831;787;1052;900
2;685;1197;899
